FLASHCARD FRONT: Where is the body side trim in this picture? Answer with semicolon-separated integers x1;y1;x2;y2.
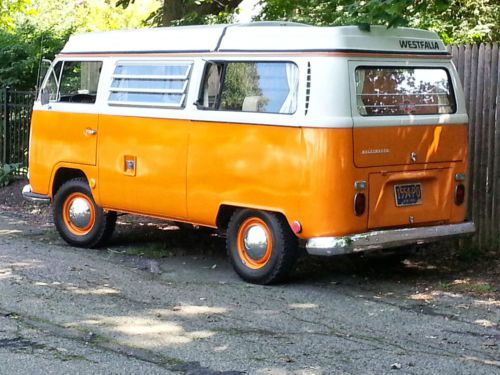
60;50;451;59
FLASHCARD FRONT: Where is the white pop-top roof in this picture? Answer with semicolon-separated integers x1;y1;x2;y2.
61;22;447;55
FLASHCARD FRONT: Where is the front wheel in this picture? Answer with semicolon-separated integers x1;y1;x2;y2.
53;178;116;248
226;209;298;284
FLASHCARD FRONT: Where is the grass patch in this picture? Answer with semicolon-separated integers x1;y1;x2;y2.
120;243;172;258
456;243;485;262
440;279;496;295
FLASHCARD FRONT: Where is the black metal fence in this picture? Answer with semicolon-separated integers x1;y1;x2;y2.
0;88;35;171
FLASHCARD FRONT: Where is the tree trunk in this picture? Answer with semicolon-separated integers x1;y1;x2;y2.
160;0;243;26
162;0;185;26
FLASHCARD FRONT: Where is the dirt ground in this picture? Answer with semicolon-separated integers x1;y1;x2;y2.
0;178;499;374
2;177;498;299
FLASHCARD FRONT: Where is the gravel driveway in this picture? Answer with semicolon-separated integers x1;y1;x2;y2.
0;183;499;374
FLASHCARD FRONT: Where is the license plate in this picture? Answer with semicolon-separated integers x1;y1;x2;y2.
394;183;422;207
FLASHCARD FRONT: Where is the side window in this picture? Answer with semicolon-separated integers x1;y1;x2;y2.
355;67;456;116
200;63;222;108
199;61;299;114
44;61;63;101
108;61;192;108
44;61;102;104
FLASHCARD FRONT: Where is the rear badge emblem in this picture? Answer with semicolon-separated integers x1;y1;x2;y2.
410;152;417;163
361;148;390;155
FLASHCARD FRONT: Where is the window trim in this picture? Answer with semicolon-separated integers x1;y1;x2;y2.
196;60;299;115
108;60;193;109
353;65;457;117
44;60;103;105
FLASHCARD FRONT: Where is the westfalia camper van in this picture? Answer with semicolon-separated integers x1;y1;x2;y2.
23;23;475;284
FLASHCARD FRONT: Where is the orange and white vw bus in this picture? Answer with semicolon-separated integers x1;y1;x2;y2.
23;23;475;284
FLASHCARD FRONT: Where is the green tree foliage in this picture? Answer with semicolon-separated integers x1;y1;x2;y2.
258;0;500;43
0;0;30;31
24;0;160;33
414;0;500;44
117;0;243;26
0;0;159;89
0;24;68;89
220;63;263;110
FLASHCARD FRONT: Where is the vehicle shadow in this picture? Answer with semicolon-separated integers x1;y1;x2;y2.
108;214;460;287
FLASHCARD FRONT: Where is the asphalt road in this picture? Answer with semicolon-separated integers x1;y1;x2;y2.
0;211;498;374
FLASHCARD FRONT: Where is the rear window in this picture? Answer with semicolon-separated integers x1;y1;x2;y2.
355;67;456;116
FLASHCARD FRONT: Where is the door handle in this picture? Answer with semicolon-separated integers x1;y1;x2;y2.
85;128;97;136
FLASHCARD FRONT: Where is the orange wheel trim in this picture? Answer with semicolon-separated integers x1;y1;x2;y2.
62;192;96;236
236;217;273;270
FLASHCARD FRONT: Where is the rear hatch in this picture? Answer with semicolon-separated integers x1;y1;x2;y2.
367;168;454;229
353;124;466;167
351;63;467;229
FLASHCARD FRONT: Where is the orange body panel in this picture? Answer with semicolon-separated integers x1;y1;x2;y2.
97;115;188;219
186;123;369;238
368;168;453;229
29;111;469;240
353;125;467;167
29;110;98;195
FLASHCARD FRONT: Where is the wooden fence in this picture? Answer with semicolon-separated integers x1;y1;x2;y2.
449;44;500;248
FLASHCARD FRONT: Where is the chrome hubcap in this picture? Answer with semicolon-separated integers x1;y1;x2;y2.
68;198;92;229
243;225;269;260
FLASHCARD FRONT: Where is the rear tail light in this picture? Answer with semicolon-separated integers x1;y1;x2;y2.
455;184;465;205
354;193;366;216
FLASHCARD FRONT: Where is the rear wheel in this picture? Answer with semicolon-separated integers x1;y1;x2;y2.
226;209;298;284
53;178;116;248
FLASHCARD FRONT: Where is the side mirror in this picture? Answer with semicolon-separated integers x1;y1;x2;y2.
41;88;50;106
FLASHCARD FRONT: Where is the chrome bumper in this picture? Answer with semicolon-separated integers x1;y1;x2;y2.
22;184;50;204
305;222;475;256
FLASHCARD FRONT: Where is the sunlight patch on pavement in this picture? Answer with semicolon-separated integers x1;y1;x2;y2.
473;299;500;307
0;229;22;235
69;286;121;296
474;319;497;328
409;293;434;301
75;315;216;346
255;367;324;375
463;356;500;368
31;280;121;296
168;305;228;316
288;303;319;309
0;268;13;280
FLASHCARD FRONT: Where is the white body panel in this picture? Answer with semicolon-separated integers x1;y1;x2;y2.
35;23;466;129
61;24;447;55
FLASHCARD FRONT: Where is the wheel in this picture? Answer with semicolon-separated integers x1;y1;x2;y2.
53;178;116;248
226;209;298;284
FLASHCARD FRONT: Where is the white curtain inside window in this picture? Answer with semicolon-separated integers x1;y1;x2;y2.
279;63;299;114
437;89;450;114
355;69;367;115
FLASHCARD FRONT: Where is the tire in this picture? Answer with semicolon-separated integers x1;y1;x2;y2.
226;209;298;284
53;178;116;248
